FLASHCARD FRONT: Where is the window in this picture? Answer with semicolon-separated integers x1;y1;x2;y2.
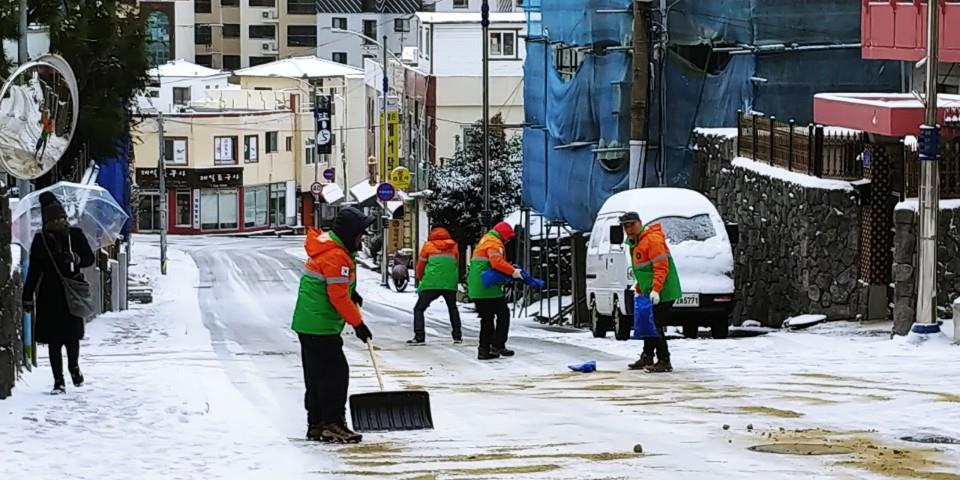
249;25;276;39
649;214;718;244
489;31;517;58
394;18;410;33
249;0;275;6
164;138;188;164
305;140;317;164
332;52;348;65
221;0;239;6
285;136;293;152
249;56;277;66
453;0;468;8
362;20;377;45
145;11;172;68
270;183;287;226
201;189;239;230
287;25;317;47
244;135;259;163
172;87;191;106
287;0;315;14
195;55;213;67
244;186;269;228
223;55;241;70
223;23;240;38
332;17;347;30
266;131;279;153
195;25;212;45
176;191;192;227
137;192;161;232
195;0;211;13
214;136;238;164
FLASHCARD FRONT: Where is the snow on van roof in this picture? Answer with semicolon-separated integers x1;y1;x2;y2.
597;188;720;221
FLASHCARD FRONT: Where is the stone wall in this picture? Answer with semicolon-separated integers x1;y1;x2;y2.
695;132;863;326
0;192;22;399
892;204;960;335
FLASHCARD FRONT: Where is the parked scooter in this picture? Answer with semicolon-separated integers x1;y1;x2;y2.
391;248;413;292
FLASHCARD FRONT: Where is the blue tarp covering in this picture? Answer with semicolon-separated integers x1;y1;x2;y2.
95;114;133;237
522;0;902;231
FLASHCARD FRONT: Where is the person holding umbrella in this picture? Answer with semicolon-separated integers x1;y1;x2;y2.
291;206;375;443
22;192;96;394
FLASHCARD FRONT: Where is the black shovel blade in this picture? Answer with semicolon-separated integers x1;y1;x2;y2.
349;390;434;432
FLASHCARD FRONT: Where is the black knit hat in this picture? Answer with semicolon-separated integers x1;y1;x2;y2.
40;192;67;225
333;206;376;253
618;211;641;225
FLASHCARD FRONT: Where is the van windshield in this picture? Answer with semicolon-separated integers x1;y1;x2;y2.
649;214;716;244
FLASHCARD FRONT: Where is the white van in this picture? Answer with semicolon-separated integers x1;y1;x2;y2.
586;188;737;340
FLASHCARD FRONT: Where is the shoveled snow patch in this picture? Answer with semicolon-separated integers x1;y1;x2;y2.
783;314;827;329
732;157;854;191
742;319;762;328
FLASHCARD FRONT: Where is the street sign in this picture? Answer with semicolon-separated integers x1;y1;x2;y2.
382;110;400;172
390;167;412;190
315;94;332;155
323;168;335;181
310;182;324;199
377;182;396;202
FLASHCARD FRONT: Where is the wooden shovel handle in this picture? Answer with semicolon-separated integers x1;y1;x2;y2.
366;340;385;392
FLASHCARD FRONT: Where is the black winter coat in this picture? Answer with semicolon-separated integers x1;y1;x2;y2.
22;228;96;344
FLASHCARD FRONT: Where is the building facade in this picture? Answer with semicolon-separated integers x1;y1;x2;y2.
132;110;299;234
193;0;317;70
139;59;234;114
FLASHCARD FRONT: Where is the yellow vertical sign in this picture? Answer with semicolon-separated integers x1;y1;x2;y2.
386;111;400;172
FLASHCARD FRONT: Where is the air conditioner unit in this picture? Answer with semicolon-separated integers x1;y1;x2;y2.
262;42;274;51
262;11;270;18
401;47;419;64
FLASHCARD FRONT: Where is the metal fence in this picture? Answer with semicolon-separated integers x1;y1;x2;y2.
737;111;865;180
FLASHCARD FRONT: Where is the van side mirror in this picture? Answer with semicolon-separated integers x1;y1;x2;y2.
609;225;624;245
725;223;739;246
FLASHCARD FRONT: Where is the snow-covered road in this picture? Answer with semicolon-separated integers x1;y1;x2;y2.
3;236;959;480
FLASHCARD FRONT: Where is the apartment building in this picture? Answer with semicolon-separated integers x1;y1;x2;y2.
193;0;318;70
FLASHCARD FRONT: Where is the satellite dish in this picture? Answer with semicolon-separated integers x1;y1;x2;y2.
0;53;80;180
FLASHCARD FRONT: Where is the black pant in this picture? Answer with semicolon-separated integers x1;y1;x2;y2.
48;339;80;384
413;290;462;340
475;298;510;351
298;333;348;426
642;301;674;361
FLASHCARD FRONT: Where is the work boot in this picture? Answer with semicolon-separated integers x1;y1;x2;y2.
51;380;66;395
453;337;463;345
306;424;325;441
70;368;84;387
320;422;363;443
494;346;515;357
406;338;425;346
645;358;673;373
628;354;655;370
477;347;500;360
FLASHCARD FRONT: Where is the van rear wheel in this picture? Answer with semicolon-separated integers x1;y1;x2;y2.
590;302;609;338
614;307;631;341
711;320;730;339
682;324;699;339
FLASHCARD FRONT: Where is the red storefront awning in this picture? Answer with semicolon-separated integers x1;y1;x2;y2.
813;93;960;137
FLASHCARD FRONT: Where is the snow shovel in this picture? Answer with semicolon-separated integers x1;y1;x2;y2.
349;341;434;432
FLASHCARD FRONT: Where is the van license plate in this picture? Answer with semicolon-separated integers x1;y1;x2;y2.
674;294;699;308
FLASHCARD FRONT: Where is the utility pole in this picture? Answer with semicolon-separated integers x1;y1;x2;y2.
481;0;491;230
631;0;650;188
158;112;168;275
914;1;942;336
312;81;320;229
656;0;667;186
381;35;390;287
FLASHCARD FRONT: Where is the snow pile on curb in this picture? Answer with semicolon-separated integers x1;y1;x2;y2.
783;314;827;330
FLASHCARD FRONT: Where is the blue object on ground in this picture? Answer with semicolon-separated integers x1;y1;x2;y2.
481;265;546;288
632;295;659;339
568;360;596;373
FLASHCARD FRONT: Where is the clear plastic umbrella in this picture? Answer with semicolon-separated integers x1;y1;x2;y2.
11;181;129;253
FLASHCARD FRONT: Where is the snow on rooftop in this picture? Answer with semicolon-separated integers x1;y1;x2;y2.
416;12;527;24
732;157;854;191
148;59;224;78
597;187;722;220
234;56;362;79
814;92;960;110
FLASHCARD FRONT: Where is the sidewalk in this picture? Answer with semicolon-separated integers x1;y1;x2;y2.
0;245;328;480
